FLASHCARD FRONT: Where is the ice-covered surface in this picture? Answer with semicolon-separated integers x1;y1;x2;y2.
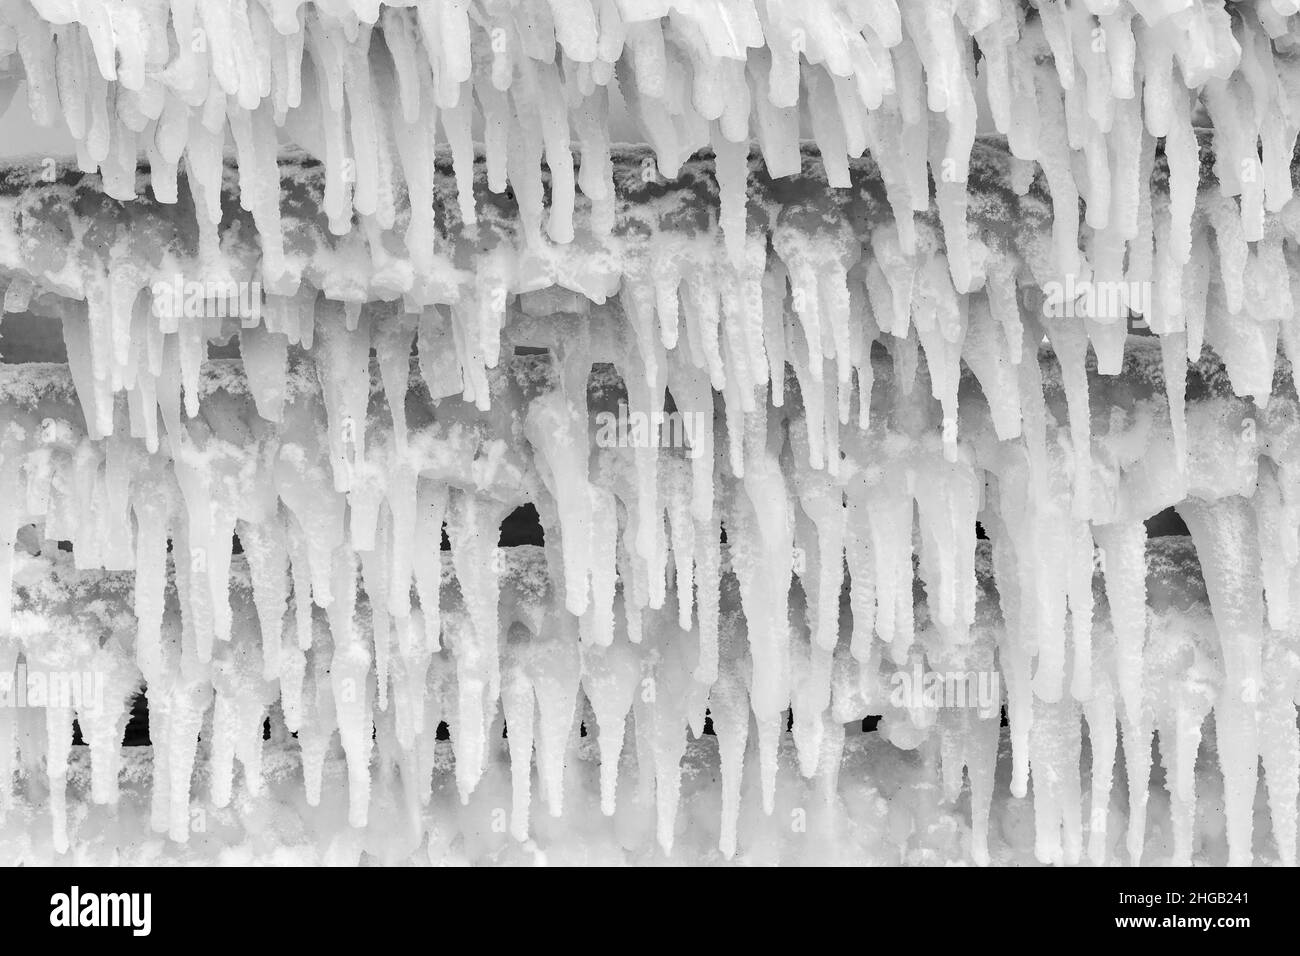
0;334;1294;866
1;0;1299;288
0;0;1299;868
0;140;1298;864
4;131;1300;431
1;537;1291;867
4;717;1288;866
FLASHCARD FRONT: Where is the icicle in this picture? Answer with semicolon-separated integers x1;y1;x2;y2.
963;295;1022;439
941;700;1000;866
528;617;581;818
1259;633;1300;868
712;126;749;268
276;441;347;615
805;65;850;188
986;503;1033;799
500;628;538;839
445;490;508;801
580;634;640;817
526;390;595;617
0;645;14;815
0;449;21;638
632;607;703;857
131;476;172;682
732;406;794;721
373;313;417;455
241;516;290;682
709;621;749;859
1033;60;1081;279
1029;694;1084;865
150;661;214;843
440;94;477;227
692;514;722;686
1177;497;1264;867
313;305;372;492
75;636;138;808
1083;677;1118;865
329;546;375;827
411;479;448;651
1043;318;1093;520
239;323;289;422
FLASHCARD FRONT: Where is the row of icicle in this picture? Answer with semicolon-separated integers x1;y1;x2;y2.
1;140;1300;490
1;0;1300;295
0;301;1297;863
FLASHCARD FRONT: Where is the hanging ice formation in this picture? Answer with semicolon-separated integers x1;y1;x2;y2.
0;0;1298;865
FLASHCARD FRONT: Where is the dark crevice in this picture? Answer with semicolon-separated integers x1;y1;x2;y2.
499;503;544;548
124;693;150;747
1145;506;1190;537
